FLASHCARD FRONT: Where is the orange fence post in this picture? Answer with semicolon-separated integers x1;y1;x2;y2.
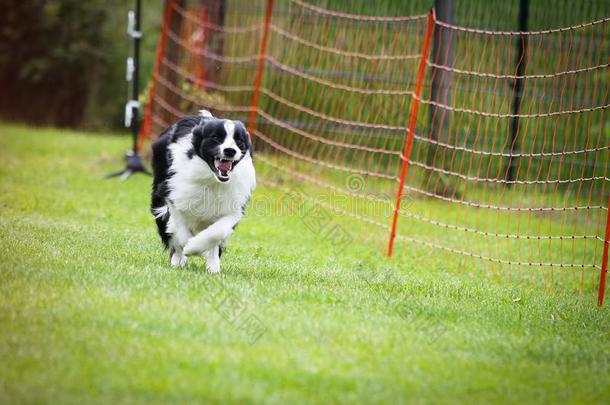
137;0;176;152
387;10;436;257
597;195;610;307
247;0;275;135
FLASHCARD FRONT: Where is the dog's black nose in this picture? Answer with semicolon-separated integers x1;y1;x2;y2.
223;148;237;158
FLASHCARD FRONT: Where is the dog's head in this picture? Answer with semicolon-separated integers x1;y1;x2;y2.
192;119;252;183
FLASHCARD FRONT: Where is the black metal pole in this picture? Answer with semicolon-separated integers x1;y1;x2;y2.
430;0;454;138
131;0;141;152
427;0;455;196
506;0;529;185
106;0;151;180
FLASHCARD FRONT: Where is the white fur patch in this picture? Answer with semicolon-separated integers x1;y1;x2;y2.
223;120;235;137
199;109;213;119
219;120;241;160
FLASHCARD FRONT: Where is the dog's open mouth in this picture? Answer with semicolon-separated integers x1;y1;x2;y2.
213;158;234;182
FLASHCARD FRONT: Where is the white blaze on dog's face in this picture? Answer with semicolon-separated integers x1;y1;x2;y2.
193;118;252;183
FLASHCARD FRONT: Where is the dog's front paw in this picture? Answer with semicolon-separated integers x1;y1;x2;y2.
183;235;213;257
183;240;199;256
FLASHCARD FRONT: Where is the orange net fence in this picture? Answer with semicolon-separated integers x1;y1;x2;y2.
139;0;610;305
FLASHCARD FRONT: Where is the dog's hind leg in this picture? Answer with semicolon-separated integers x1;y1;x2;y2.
167;213;192;268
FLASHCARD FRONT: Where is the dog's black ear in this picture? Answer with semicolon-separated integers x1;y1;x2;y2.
235;120;253;158
191;121;207;150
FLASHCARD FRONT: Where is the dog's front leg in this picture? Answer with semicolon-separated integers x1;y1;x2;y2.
183;214;241;258
203;245;220;273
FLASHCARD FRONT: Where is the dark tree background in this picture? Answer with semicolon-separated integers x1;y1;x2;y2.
0;0;162;130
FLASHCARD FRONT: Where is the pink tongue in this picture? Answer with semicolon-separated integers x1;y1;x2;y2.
217;160;232;173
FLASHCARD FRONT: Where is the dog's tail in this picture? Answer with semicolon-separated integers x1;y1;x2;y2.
152;205;169;219
151;203;171;249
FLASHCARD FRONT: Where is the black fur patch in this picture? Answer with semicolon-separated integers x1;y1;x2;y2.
151;129;172;248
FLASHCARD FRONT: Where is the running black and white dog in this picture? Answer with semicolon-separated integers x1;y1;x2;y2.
151;110;255;272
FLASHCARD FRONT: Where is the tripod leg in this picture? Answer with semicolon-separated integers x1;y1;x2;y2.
105;169;127;179
120;169;134;181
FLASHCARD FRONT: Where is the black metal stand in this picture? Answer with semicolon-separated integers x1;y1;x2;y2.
106;150;151;181
107;0;150;181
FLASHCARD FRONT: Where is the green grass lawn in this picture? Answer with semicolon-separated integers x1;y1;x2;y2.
0;123;609;404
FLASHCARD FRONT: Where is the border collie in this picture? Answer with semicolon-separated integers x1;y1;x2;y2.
151;110;255;272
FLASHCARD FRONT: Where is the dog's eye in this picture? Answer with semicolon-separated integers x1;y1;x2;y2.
205;135;223;145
